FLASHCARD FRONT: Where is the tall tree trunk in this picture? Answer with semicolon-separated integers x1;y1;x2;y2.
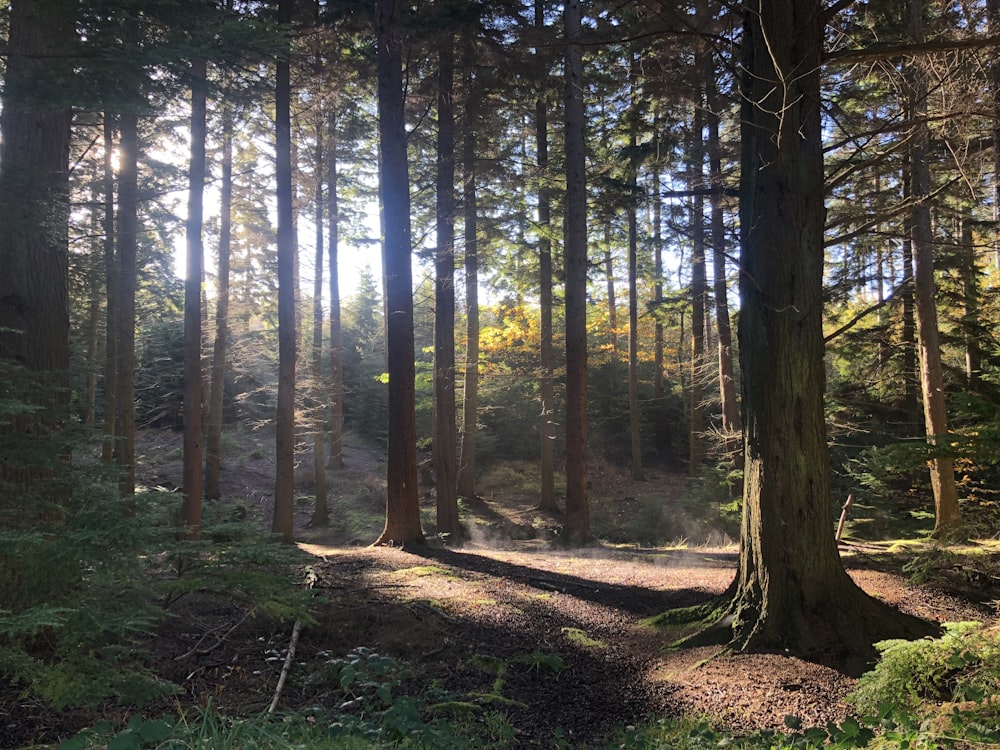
311;114;329;527
457;71;480;501
907;0;960;536
434;38;461;541
182;58;207;538
535;6;558;511
706;78;742;470
102;114;118;464
959;220;982;387
900;154;920;426
84;190;103;427
727;0;934;669
272;0;297;542
205;92;234;501
603;228;617;354
626;67;644;482
375;0;424;547
562;0;591;544
115;109;139;498
652;127;665;401
991;0;1000;269
689;101;707;478
327;118;345;471
0;0;74;609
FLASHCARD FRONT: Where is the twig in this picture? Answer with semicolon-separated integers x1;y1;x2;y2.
266;568;316;716
174;607;255;661
266;619;302;716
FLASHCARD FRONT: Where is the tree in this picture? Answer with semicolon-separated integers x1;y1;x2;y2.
434;36;461;542
327;114;346;472
562;0;592;544
456;65;480;503
182;57;207;537
534;0;559;514
206;87;234;501
375;0;424;547
726;0;935;669
311;112;329;527
272;0;297;542
0;0;75;610
906;0;961;536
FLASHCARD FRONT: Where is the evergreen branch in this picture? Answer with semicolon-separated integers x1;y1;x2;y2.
824;277;912;344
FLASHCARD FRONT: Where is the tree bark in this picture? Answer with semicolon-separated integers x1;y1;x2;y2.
327;117;346;471
434;38;461;542
182;58;207;538
375;0;424;547
729;0;935;670
457;67;480;502
906;0;960;537
102;114;118;464
205;91;234;501
535;6;559;512
689;100;707;478
115;109;139;498
627;67;644;482
272;0;297;542
562;0;591;544
311;113;329;527
706;78;742;470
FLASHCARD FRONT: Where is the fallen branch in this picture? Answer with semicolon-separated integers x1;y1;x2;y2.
266;568;316;716
174;607;255;661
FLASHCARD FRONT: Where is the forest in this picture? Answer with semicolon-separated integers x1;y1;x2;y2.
2;0;1000;747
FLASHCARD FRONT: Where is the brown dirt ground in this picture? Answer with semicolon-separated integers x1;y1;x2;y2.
2;428;998;748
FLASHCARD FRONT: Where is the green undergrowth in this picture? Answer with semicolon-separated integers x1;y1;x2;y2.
56;622;1000;749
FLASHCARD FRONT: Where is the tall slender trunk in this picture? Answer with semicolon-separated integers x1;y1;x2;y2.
206;92;234;500
907;0;959;536
375;0;424;546
182;58;207;538
900;153;920;425
311;114;329;527
434;38;460;541
457;69;480;501
84;190;102;427
535;3;558;511
603;226;617;354
689;101;707;477
115;109;139;497
627;65;644;482
327;118;345;471
272;0;297;542
102;114;118;463
960;220;981;387
562;0;591;544
706;79;741;468
652;125;665;400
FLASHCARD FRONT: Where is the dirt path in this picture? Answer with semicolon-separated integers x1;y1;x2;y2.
291;542;992;747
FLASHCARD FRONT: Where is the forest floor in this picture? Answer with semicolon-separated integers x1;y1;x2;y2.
5;427;1000;748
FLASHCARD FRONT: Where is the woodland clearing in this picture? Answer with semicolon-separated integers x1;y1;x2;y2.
2;427;998;748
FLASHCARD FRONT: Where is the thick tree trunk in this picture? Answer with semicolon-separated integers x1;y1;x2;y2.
434;39;461;542
272;0;297;542
457;73;480;502
205;95;233;501
731;1;935;670
375;0;424;547
182;58;207;538
0;0;74;611
907;0;960;536
311;115;329;527
562;0;591;544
